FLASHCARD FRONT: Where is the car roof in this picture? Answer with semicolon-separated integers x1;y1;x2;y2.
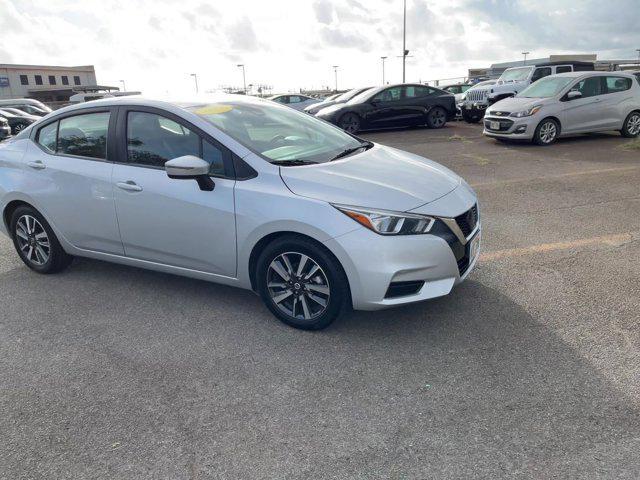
552;70;637;78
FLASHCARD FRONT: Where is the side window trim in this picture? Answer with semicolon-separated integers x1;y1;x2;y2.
117;105;236;179
32;107;115;162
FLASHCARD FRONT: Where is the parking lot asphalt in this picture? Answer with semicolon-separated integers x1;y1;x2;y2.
1;123;639;479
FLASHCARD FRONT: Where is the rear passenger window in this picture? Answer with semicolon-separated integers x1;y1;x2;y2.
37;122;58;153
555;66;572;74
58;112;110;159
605;76;631;93
127;112;199;168
404;86;434;98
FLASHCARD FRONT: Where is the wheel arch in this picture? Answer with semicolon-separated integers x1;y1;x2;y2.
538;115;562;135
3;199;34;231
247;231;351;301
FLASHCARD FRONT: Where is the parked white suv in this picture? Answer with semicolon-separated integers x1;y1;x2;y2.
461;61;594;123
483;72;640;145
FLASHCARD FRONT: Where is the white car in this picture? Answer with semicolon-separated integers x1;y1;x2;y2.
483;72;640;145
0;95;480;330
268;94;322;111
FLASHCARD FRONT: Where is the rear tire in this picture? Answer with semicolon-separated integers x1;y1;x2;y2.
426;107;447;128
256;235;349;330
621;111;640;138
10;205;72;274
338;113;361;134
533;118;559;146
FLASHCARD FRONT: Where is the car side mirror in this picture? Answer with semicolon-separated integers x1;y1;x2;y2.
165;155;214;191
567;91;582;101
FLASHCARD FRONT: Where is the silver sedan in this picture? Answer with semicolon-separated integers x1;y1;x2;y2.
0;95;480;329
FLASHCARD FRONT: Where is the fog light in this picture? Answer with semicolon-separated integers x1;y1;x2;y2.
515;125;527;133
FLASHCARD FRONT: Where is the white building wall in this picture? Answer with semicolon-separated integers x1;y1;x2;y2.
0;65;97;99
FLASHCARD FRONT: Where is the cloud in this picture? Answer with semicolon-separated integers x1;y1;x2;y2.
225;17;260;51
0;0;26;33
319;25;372;52
312;0;334;24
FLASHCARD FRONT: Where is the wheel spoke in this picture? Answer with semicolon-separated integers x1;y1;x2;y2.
304;264;320;280
296;254;308;277
307;283;329;295
300;295;311;319
281;254;294;276
268;281;288;289
307;292;327;308
27;246;34;261
36;245;48;263
271;260;290;281
272;290;293;305
15;228;28;240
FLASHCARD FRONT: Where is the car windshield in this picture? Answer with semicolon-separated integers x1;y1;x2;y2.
518;76;574;98
335;87;367;103
499;67;533;82
346;87;379;105
188;100;365;165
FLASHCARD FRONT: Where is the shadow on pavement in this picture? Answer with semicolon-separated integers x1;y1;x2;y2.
0;259;638;478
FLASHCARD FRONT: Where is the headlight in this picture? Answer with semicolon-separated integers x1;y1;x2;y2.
333;205;434;235
510;105;542;118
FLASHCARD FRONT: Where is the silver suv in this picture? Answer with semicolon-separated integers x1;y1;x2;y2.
461;61;594;123
483;72;640;145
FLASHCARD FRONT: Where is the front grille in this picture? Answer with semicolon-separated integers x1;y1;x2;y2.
466;89;488;102
430;220;467;276
484;118;514;132
455;204;478;237
385;280;425;299
490;111;511;117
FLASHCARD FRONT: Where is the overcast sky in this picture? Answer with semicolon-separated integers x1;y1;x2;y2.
1;0;639;94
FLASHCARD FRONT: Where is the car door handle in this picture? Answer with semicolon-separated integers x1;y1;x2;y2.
116;181;143;192
27;160;45;170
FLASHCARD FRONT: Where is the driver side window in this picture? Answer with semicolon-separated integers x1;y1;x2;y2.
531;67;552;83
570;77;604;99
373;87;402;102
126;111;227;175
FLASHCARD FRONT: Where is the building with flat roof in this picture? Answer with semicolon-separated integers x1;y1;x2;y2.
0;64;118;103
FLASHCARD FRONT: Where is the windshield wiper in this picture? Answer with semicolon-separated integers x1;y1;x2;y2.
270;159;318;166
330;141;373;161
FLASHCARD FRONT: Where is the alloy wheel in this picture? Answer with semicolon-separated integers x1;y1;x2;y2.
14;123;26;133
15;215;50;266
340;114;360;134
627;114;640;136
539;121;557;144
267;252;331;321
430;108;446;127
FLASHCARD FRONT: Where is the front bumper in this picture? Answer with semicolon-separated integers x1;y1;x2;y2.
324;205;480;311
483;115;536;140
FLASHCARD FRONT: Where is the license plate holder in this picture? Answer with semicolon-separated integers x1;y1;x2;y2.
469;231;481;262
490;121;500;130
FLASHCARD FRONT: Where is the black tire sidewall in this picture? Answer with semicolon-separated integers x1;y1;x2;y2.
533;119;559;146
462;110;481;123
256;236;349;330
10;206;71;274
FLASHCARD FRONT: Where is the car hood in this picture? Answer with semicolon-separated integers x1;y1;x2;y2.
306;100;337;112
279;144;461;212
489;96;550;112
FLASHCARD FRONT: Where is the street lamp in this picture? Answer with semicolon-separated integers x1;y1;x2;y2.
522;51;530;65
636;49;640;62
380;56;387;84
332;65;339;91
237;64;247;94
190;73;199;93
402;0;407;82
119;80;126;92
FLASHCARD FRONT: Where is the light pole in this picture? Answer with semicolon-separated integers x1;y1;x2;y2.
636;49;640;63
237;64;247;94
332;65;339;91
380;56;387;84
522;51;530;65
190;73;199;93
402;0;407;82
119;80;126;91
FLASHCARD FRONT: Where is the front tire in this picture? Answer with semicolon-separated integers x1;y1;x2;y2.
256;236;350;330
427;107;447;128
338;113;361;134
621;111;640;138
10;206;72;274
533;118;559;146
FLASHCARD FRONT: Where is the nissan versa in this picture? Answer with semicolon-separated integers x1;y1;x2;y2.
0;96;480;330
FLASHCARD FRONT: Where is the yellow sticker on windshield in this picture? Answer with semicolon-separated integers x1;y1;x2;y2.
195;104;233;115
